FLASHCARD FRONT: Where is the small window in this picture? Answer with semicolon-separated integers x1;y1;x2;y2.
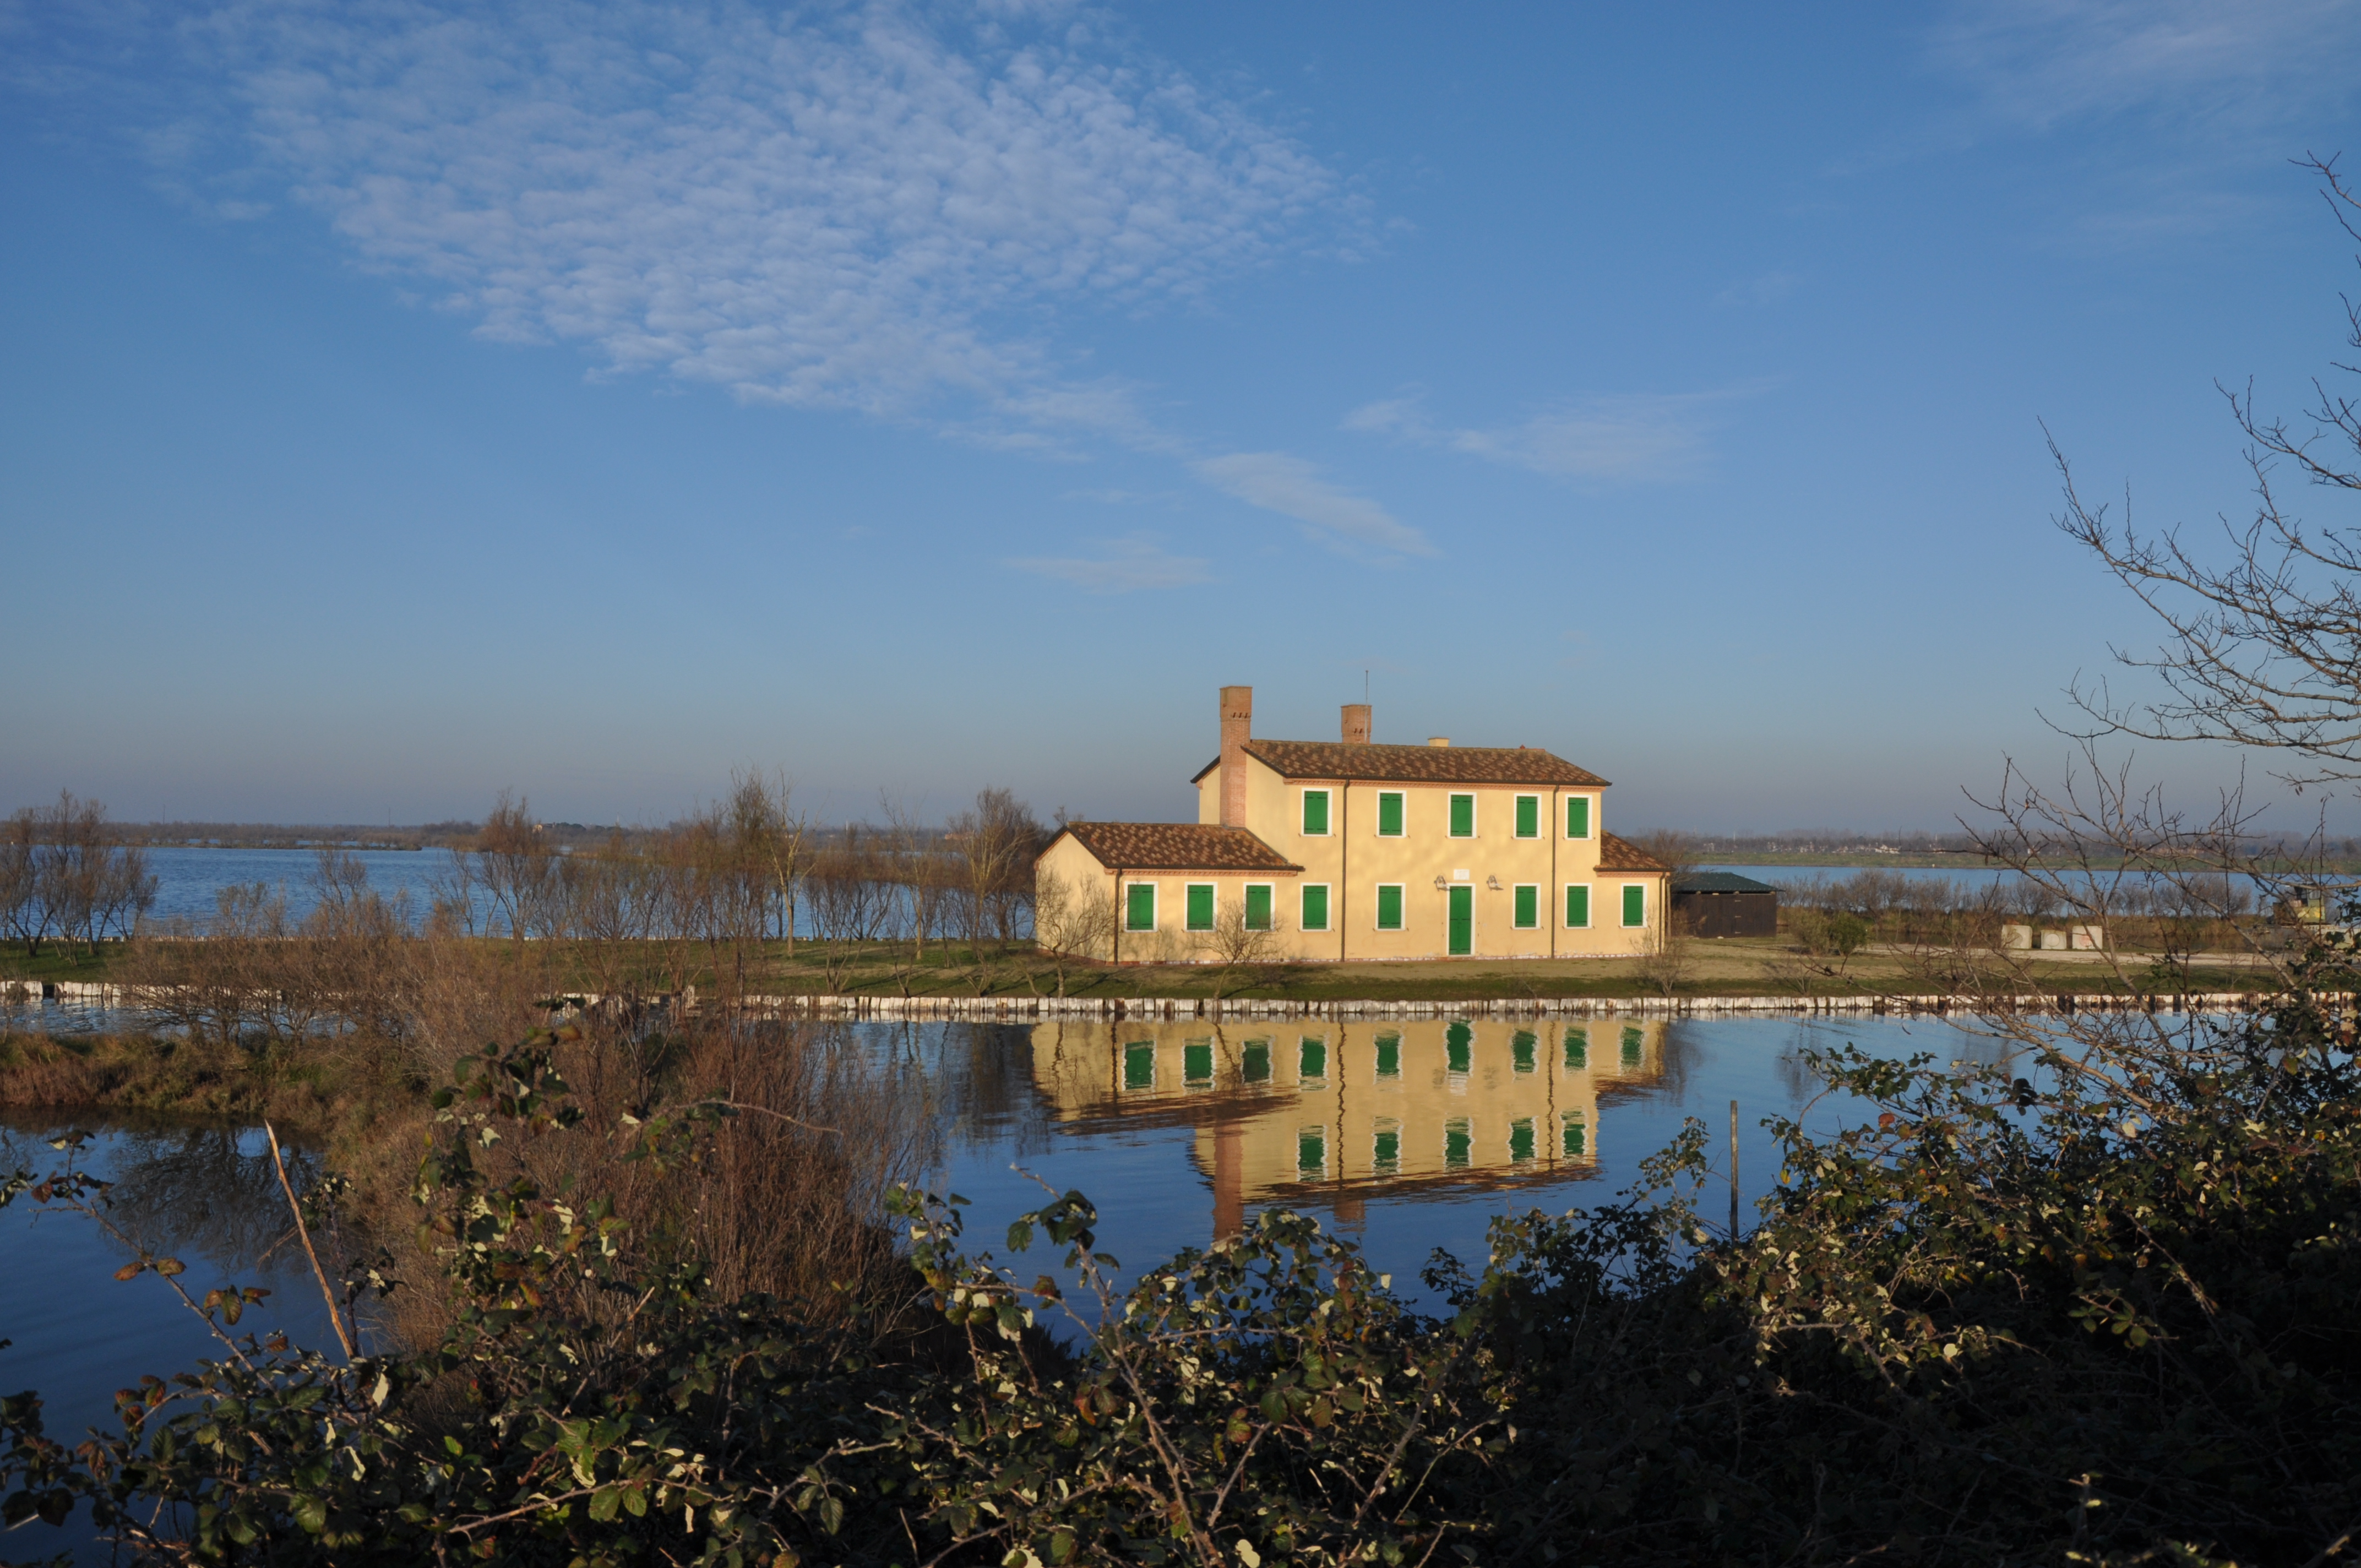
1564;884;1591;929
1622;883;1646;928
1375;790;1405;837
1125;883;1157;932
1301;789;1331;836
1300;883;1330;932
1448;793;1475;837
1514;795;1539;838
1513;884;1539;929
1185;883;1215;932
1566;795;1592;840
1243;883;1273;931
1375;883;1405;930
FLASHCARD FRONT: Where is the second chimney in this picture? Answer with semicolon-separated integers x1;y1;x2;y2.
1341;703;1371;745
1220;685;1253;827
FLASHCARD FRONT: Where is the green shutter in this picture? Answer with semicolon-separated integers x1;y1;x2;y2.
1565;884;1590;928
1622;883;1645;927
1299;1036;1327;1080
1377;791;1403;836
1302;790;1330;835
1446;1021;1472;1074
1449;793;1475;837
1186;883;1215;931
1566;796;1590;839
1244;884;1272;930
1514;884;1538;928
1515;796;1538;837
1126;883;1156;931
1376;884;1403;930
1123;1041;1154;1090
1448;885;1473;954
1301;884;1329;931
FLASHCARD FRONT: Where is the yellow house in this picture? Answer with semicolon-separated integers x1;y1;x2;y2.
1033;685;1669;963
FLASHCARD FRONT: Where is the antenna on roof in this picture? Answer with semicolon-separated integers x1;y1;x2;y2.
1364;668;1369;704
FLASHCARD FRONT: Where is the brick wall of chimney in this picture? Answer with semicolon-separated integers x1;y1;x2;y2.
1341;703;1371;745
1220;685;1253;827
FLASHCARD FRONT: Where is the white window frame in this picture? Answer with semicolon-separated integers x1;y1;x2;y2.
1299;881;1332;932
1184;881;1217;933
1565;792;1596;840
1374;881;1406;931
1299;787;1334;837
1621;882;1647;928
1374;789;1406;837
1241;880;1276;932
1513;793;1541;839
1125;879;1158;932
1512;883;1541;929
1564;881;1593;930
1448;791;1477;839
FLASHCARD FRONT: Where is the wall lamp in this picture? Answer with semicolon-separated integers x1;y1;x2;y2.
1432;875;1448;890
1486;875;1502;890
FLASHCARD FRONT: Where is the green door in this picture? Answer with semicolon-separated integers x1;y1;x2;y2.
1447;884;1473;955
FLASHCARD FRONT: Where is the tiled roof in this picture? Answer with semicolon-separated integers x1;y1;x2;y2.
1672;871;1776;895
1191;740;1609;788
1593;832;1672;873
1051;821;1301;873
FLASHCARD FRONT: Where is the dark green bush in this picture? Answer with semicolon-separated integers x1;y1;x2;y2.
6;945;2359;1565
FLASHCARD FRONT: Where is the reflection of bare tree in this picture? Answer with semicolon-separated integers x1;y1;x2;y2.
0;1121;309;1279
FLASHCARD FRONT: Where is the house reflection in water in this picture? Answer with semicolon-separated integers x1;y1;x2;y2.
1026;1018;1667;1234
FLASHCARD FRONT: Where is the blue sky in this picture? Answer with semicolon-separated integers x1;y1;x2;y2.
4;0;2360;834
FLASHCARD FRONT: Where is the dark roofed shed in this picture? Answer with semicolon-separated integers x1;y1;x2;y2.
1671;872;1778;939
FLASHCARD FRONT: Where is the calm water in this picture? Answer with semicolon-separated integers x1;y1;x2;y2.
134;844;453;925
1;1012;2041;1559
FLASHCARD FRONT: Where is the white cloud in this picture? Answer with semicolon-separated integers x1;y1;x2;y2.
1346;391;1742;484
1193;451;1433;557
40;1;1339;441
1934;0;2361;133
1007;535;1210;591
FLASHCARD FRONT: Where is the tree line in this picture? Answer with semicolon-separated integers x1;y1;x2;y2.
0;792;156;957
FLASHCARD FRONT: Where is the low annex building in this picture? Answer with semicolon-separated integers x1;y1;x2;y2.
1033;685;1669;963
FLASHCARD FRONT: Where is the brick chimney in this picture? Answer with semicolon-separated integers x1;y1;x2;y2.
1341;703;1371;745
1220;685;1253;827
1427;736;1451;747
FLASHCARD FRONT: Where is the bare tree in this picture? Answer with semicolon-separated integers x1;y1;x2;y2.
18;792;155;956
1200;899;1285;999
474;791;553;950
2057;156;2361;795
1632;904;1697;998
1030;871;1114;998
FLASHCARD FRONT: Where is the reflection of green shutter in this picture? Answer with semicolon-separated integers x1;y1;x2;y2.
1375;1032;1401;1077
1299;1036;1327;1080
1376;884;1403;930
1123;1041;1154;1090
1377;792;1403;836
1186;884;1215;930
1126;883;1156;930
1243;1039;1271;1082
1514;885;1538;928
1184;1038;1213;1085
1511;1030;1536;1074
1509;1118;1536;1162
1623;884;1645;927
1563;1028;1588;1069
1302;791;1329;835
1622;1026;1644;1066
1297;1126;1325;1174
1566;796;1590;838
1449;794;1475;837
1445;1118;1472;1168
1566;884;1590;929
1446;1021;1472;1075
1301;884;1329;931
1244;884;1272;930
1373;1120;1401;1169
1562;1113;1587;1158
1515;796;1538;837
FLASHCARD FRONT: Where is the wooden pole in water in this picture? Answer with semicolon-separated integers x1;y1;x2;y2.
1729;1099;1741;1240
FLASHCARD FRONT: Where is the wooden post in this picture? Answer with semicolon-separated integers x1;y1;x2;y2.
1729;1099;1741;1240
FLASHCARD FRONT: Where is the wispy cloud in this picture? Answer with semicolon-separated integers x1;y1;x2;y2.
1007;535;1211;592
1345;391;1747;484
1193;451;1433;557
24;1;1340;444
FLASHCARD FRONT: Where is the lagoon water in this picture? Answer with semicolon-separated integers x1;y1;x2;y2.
0;1010;2059;1559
